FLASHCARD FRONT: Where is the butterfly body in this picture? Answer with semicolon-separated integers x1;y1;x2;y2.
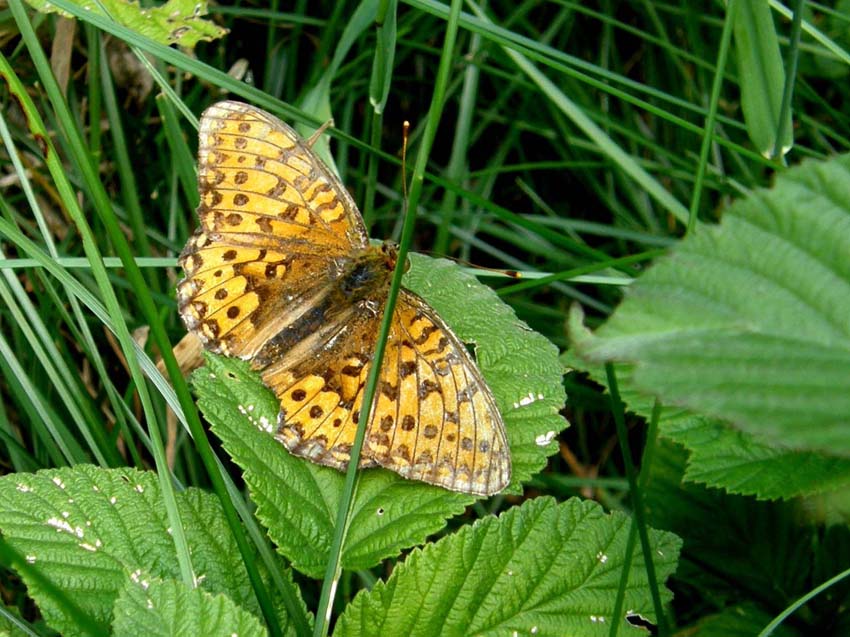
178;101;510;495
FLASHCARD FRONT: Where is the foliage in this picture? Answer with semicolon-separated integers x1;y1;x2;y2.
335;497;680;637
26;0;227;47
0;0;848;635
0;465;298;635
567;149;850;631
568;153;850;501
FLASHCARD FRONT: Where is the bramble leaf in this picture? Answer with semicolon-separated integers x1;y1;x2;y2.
569;153;850;497
112;573;266;637
334;496;681;636
0;466;267;635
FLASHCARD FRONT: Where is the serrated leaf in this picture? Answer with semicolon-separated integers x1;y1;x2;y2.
563;356;850;500
0;466;261;636
192;254;565;578
570;153;850;456
645;441;813;612
663;411;850;499
334;496;681;637
26;0;227;48
112;573;266;637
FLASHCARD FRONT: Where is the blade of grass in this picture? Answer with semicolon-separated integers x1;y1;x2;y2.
0;114;121;467
434;20;482;256
10;8;288;632
156;95;200;211
5;0;199;589
758;565;850;636
687;0;737;235
466;0;689;226
771;0;804;160
733;0;793;157
362;0;398;228
98;34;159;290
605;363;667;635
313;1;465;634
497;249;662;297
0;333;77;466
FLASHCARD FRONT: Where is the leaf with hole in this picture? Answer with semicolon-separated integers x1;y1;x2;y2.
334;496;681;636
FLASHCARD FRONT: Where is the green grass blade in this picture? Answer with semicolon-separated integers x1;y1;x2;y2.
733;0;793;157
6;0;197;590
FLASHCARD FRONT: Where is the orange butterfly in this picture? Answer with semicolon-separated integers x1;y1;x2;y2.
177;101;510;495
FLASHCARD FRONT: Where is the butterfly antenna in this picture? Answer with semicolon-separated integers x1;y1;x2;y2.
420;251;522;279
306;119;334;148
401;120;410;208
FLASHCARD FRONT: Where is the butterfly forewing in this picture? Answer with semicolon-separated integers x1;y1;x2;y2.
195;101;367;246
178;101;367;358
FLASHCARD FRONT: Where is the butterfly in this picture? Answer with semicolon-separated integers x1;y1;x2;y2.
177;101;510;495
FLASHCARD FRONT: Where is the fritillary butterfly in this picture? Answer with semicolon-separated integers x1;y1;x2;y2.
177;101;510;495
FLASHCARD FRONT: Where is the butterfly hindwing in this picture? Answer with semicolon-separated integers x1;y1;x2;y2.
261;307;381;469
261;288;510;496
367;291;510;495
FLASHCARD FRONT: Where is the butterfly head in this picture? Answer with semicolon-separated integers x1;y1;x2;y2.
379;240;410;272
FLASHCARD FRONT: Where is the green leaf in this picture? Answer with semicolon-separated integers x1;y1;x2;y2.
192;254;566;578
662;412;850;500
563;357;850;500
570;153;850;456
369;0;398;114
112;574;267;637
334;496;681;636
26;0;227;48
693;603;800;637
644;441;814;612
0;466;262;636
732;0;793;156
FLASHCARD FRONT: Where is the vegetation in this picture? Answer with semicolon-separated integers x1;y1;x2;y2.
0;1;848;635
